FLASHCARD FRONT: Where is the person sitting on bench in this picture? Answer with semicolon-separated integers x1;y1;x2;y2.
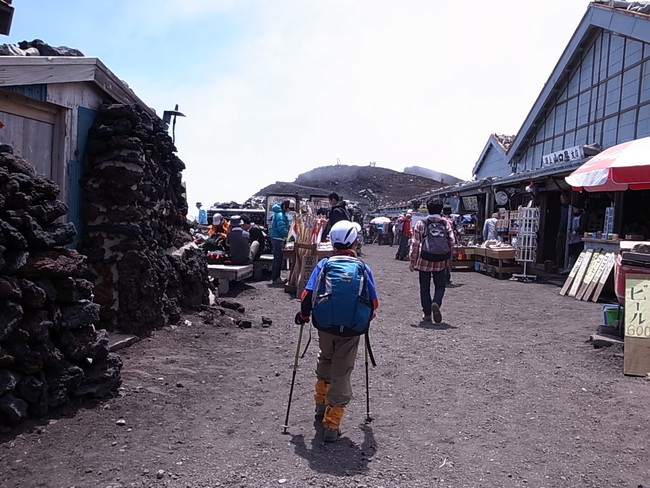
244;214;265;261
227;215;261;265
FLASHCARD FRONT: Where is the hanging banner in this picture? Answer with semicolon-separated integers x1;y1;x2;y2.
542;145;584;166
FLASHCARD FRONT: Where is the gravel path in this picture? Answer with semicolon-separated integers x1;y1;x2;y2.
1;244;649;488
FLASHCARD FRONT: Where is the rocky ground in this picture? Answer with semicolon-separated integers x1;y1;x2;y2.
1;244;649;488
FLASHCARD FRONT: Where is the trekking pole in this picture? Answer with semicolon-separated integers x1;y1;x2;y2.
364;336;373;423
282;321;305;434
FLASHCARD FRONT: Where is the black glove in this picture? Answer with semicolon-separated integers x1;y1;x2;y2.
294;312;310;325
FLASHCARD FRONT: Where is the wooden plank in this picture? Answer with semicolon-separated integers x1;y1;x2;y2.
560;250;587;296
0;91;58;123
576;251;602;300
0;62;96;86
590;253;616;302
568;249;594;297
583;251;612;301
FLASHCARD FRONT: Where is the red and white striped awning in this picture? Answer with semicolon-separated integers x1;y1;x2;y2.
565;136;650;191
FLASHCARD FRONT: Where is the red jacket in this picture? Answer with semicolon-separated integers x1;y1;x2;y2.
397;217;412;237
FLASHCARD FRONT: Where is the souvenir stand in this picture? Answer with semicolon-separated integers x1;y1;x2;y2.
451;212;478;270
282;201;333;295
513;207;539;281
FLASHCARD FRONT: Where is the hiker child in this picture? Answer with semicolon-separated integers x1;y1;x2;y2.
294;220;379;442
409;198;455;324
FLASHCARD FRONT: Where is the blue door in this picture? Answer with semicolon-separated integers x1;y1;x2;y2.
68;106;97;247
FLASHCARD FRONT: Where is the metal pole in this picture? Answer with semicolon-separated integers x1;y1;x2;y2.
364;336;373;423
282;322;305;434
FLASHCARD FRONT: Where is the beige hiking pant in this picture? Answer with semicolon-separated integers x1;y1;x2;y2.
315;330;361;407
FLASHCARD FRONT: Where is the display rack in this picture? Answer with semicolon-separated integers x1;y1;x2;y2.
513;207;539;281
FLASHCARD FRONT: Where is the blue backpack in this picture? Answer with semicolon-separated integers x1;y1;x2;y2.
311;255;373;336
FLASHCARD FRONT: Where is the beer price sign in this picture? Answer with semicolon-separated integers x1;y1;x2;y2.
625;274;650;339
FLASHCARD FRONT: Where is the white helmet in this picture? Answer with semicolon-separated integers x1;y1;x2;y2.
329;220;361;248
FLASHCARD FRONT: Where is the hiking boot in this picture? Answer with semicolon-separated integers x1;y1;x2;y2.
314;380;329;418
421;314;431;322
315;403;326;418
431;303;442;323
323;427;341;443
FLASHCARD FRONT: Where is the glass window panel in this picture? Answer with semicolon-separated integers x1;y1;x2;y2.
618;109;636;142
604;75;621;116
641;60;650;103
577;91;591;125
624;39;643;68
575;126;588;146
564;130;576;147
621;65;640;110
592;120;603;145
565;97;578;130
554;102;567;133
552;135;564;152
593;36;603;84
580;49;594;90
557;85;568;103
532;144;542;168
594;83;606;120
608;35;624;75
599;34;610;79
545;108;556;138
567;69;579;97
637;104;650;138
602;116;618;147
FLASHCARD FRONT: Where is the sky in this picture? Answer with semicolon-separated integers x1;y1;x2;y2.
6;0;593;206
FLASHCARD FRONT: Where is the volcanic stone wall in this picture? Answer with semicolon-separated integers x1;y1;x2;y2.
77;104;209;335
0;146;121;427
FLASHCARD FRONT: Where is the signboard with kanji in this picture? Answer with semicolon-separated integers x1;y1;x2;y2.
624;273;650;376
625;274;650;339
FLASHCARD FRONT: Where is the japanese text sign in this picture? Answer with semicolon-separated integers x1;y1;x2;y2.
625;274;650;339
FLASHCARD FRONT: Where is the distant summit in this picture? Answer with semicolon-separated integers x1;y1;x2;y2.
255;164;447;212
403;166;462;185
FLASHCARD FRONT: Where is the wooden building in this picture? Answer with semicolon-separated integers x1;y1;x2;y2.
0;56;157;234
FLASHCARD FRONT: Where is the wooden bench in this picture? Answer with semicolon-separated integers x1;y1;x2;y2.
208;264;254;294
253;254;274;280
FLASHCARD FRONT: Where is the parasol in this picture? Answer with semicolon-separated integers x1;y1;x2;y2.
369;216;391;224
565;136;650;191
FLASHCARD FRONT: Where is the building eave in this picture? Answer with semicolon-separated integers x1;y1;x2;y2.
0;56;157;117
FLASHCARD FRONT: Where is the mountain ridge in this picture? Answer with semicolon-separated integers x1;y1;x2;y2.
255;164;448;212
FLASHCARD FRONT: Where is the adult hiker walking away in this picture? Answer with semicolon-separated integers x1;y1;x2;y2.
441;205;457;285
395;212;412;260
409;198;454;323
269;200;290;284
294;220;379;442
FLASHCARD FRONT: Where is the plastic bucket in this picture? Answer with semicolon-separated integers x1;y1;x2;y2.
602;304;623;325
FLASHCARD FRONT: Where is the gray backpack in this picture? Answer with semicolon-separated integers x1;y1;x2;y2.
420;219;451;262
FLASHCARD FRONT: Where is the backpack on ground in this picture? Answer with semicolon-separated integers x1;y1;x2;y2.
311;255;373;336
420;219;451;262
394;218;405;234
